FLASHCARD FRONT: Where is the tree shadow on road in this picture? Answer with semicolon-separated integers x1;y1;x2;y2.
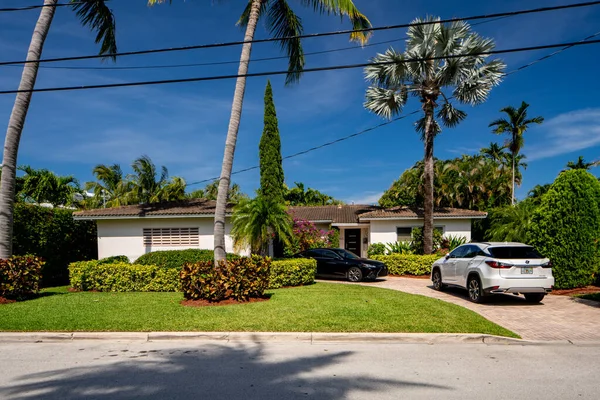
0;342;452;399
430;285;546;307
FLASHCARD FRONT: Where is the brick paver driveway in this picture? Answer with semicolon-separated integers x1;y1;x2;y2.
350;277;599;341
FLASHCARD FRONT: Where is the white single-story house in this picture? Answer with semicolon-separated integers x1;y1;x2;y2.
73;199;487;261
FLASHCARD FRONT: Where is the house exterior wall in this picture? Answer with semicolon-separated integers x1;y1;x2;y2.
368;218;473;244
96;217;244;262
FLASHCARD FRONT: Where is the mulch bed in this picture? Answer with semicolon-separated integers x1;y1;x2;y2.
181;296;271;308
0;296;16;304
551;286;600;296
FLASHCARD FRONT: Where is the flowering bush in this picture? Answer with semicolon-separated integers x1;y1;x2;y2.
283;218;339;256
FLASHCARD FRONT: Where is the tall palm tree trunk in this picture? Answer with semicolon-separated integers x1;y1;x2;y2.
422;105;435;255
0;0;58;259
511;153;515;205
214;0;261;263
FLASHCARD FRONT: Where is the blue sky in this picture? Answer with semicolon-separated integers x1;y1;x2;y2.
1;0;599;205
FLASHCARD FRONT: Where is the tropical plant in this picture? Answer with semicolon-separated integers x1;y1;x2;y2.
486;200;536;243
529;170;600;289
283;217;338;256
410;227;444;255
17;166;82;207
187;181;247;203
259;80;285;204
565;156;600;170
85;164;133;208
231;196;293;255
367;243;386;257
386;241;414;255
0;0;118;259
128;155;186;204
489;101;544;205
284;182;343;206
364;17;505;254
527;184;551;206
480;142;507;164
148;0;371;263
443;235;468;251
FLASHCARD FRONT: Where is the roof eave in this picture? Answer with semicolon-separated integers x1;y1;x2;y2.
73;213;232;221
359;214;487;221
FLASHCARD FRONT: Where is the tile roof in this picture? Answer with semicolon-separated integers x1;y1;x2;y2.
288;205;379;224
358;207;487;220
73;199;234;219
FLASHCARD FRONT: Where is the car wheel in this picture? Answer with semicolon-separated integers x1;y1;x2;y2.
524;293;545;303
432;269;444;291
347;267;363;282
467;275;484;303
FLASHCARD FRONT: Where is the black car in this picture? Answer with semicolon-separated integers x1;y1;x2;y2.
294;248;388;282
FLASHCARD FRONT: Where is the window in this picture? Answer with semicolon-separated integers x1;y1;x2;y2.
462;245;480;259
314;249;339;259
448;245;467;259
143;228;199;247
396;226;445;242
488;246;543;259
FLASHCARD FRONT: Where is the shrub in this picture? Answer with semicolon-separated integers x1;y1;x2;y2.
441;235;468;251
370;254;439;276
367;243;386;257
0;255;44;300
529;170;600;289
269;259;316;289
283;218;338;256
180;256;271;302
135;249;239;270
69;261;180;292
13;204;97;286
410;227;443;255
98;255;130;264
386;241;414;255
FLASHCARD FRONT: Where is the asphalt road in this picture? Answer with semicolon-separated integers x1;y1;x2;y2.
0;340;598;399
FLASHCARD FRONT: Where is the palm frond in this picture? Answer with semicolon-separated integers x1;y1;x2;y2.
71;0;117;60
301;0;372;44
266;0;305;84
364;86;407;119
437;102;466;128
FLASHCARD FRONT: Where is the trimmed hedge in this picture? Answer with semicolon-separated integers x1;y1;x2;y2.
181;256;271;301
269;259;316;289
69;261;179;292
370;254;439;276
13;204;97;286
0;255;44;300
98;255;130;264
135;249;239;270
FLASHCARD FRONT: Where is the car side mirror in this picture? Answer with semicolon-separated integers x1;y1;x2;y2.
445;254;450;260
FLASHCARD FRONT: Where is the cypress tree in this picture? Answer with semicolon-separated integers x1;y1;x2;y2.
259;80;285;203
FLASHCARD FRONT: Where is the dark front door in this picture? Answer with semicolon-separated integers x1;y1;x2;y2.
344;229;361;257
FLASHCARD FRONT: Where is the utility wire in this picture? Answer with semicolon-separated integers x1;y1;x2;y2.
184;32;600;187
1;1;599;66
9;16;509;71
0;2;85;12
2;38;600;95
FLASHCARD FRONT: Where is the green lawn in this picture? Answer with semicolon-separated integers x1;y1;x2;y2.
0;283;517;337
578;293;600;302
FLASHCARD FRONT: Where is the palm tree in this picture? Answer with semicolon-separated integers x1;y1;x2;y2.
486;200;536;243
85;164;133;208
188;181;246;203
364;17;505;254
149;0;371;262
480;142;507;164
231;196;293;256
128;155;186;204
566;156;599;170
0;0;117;259
18;166;81;207
489;101;544;205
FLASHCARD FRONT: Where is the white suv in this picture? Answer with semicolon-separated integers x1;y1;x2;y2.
430;242;554;303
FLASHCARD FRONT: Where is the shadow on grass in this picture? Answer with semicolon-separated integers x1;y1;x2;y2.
0;343;451;399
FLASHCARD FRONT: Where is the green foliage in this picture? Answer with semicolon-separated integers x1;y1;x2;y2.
370;254;438;276
180;256;271;302
486;200;536;243
69;261;179;292
259;81;285;204
13;204;97;286
17;165;82;207
0;255;44;300
529;170;600;289
367;243;386;257
410;227;443;255
442;235;468;251
283;218;338;257
269;259;316;289
98;255;130;264
284;182;343;206
386;241;414;255
186;181;247;203
134;249;238;270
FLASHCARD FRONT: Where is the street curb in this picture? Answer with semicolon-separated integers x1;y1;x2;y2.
0;332;593;345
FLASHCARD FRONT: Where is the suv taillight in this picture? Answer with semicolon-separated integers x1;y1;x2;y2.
485;260;513;269
542;261;552;268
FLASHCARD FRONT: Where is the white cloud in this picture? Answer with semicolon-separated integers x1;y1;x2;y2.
347;191;383;205
527;108;600;161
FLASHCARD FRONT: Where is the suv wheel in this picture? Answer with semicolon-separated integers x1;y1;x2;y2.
347;267;363;282
432;269;444;291
467;276;484;303
524;293;545;303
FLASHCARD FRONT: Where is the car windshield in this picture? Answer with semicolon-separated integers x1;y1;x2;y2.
488;246;543;259
332;249;360;259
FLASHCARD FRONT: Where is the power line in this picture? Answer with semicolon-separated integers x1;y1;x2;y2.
2;38;600;95
184;32;600;187
1;1;599;66
0;2;85;12
7;16;508;71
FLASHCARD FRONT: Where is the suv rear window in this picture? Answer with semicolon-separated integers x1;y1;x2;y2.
488;246;543;259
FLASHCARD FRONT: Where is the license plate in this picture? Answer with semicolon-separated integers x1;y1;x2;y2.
521;267;533;274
